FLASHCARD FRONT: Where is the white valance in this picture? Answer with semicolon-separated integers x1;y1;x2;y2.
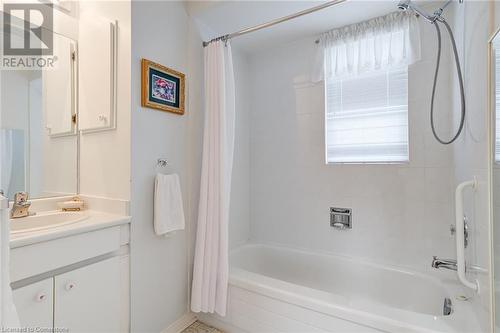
313;11;421;81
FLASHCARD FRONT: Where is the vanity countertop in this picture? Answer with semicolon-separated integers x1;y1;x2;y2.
10;210;131;249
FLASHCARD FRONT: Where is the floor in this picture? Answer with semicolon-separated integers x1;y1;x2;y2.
182;321;223;333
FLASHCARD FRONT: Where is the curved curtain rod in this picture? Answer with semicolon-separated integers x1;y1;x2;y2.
202;0;348;47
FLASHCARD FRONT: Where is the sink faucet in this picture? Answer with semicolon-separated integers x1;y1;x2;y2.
432;256;457;271
10;192;32;219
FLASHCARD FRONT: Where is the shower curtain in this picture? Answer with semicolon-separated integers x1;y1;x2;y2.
0;193;19;328
191;40;235;316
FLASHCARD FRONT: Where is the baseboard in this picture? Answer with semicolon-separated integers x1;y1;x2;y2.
197;314;249;333
161;312;197;333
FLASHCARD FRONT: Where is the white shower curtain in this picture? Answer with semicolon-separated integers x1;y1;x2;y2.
0;193;19;328
191;40;235;316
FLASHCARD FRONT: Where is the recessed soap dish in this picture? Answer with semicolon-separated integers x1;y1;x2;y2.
330;207;352;230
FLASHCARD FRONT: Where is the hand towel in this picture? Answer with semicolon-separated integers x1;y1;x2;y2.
154;173;185;236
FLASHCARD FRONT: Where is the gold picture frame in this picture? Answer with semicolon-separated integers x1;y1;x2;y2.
141;58;185;115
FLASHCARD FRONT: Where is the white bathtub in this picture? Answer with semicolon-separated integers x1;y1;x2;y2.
202;243;482;333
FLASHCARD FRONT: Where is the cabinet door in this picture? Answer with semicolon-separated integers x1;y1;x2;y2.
78;17;117;133
12;278;53;331
54;257;121;333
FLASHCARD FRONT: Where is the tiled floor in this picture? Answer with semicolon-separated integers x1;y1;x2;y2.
182;321;223;333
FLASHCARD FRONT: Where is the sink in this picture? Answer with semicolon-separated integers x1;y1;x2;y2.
10;211;89;234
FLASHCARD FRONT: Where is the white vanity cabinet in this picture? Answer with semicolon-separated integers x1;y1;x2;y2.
55;257;121;332
13;278;54;330
13;257;121;333
13;257;122;332
10;200;131;333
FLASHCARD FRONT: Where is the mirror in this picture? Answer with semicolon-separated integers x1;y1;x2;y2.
0;22;78;200
0;3;118;201
491;27;500;330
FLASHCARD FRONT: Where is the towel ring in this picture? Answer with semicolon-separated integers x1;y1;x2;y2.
157;158;168;167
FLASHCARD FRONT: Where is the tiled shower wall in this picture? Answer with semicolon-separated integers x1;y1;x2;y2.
246;16;457;271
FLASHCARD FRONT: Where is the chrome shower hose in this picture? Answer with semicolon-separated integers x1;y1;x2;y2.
430;19;466;145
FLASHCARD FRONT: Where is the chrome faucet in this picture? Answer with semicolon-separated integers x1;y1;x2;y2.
10;192;32;219
432;256;457;271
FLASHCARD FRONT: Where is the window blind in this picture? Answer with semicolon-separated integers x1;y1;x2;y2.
325;67;409;163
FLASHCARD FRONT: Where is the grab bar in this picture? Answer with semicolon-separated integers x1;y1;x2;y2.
455;179;479;292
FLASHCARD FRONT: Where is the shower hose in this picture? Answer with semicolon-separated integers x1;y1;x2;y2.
430;19;466;145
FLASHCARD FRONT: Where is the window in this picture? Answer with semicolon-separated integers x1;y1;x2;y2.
317;11;417;164
325;67;409;163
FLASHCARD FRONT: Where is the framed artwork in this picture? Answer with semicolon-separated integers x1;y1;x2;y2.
141;59;185;115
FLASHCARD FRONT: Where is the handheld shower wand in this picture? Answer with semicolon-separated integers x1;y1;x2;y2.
398;0;465;145
397;0;437;22
397;0;410;10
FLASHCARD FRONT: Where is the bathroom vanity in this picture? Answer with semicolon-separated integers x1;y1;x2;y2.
9;196;131;332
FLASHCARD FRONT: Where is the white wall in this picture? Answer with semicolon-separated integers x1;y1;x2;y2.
28;78;43;196
229;49;252;249
245;16;457;271
130;1;203;331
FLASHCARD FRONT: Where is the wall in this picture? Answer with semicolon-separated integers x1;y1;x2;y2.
130;1;203;331
246;16;457;271
229;49;252;249
29;77;43;196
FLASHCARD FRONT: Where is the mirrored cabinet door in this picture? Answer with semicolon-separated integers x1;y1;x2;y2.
0;6;119;200
0;25;78;200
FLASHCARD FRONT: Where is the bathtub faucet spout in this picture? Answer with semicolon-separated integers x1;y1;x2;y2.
432;256;457;271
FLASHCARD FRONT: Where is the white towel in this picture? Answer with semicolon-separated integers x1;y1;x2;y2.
154;173;185;236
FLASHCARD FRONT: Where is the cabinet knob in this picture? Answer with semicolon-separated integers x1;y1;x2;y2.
35;292;47;302
65;282;76;291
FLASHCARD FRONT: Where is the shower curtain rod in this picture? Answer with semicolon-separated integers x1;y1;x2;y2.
202;0;347;47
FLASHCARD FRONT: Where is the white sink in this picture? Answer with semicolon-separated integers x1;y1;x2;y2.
10;211;89;234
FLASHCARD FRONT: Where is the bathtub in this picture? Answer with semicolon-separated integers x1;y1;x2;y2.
201;243;482;333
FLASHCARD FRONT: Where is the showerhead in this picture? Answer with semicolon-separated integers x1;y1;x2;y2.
397;0;411;11
396;0;437;23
